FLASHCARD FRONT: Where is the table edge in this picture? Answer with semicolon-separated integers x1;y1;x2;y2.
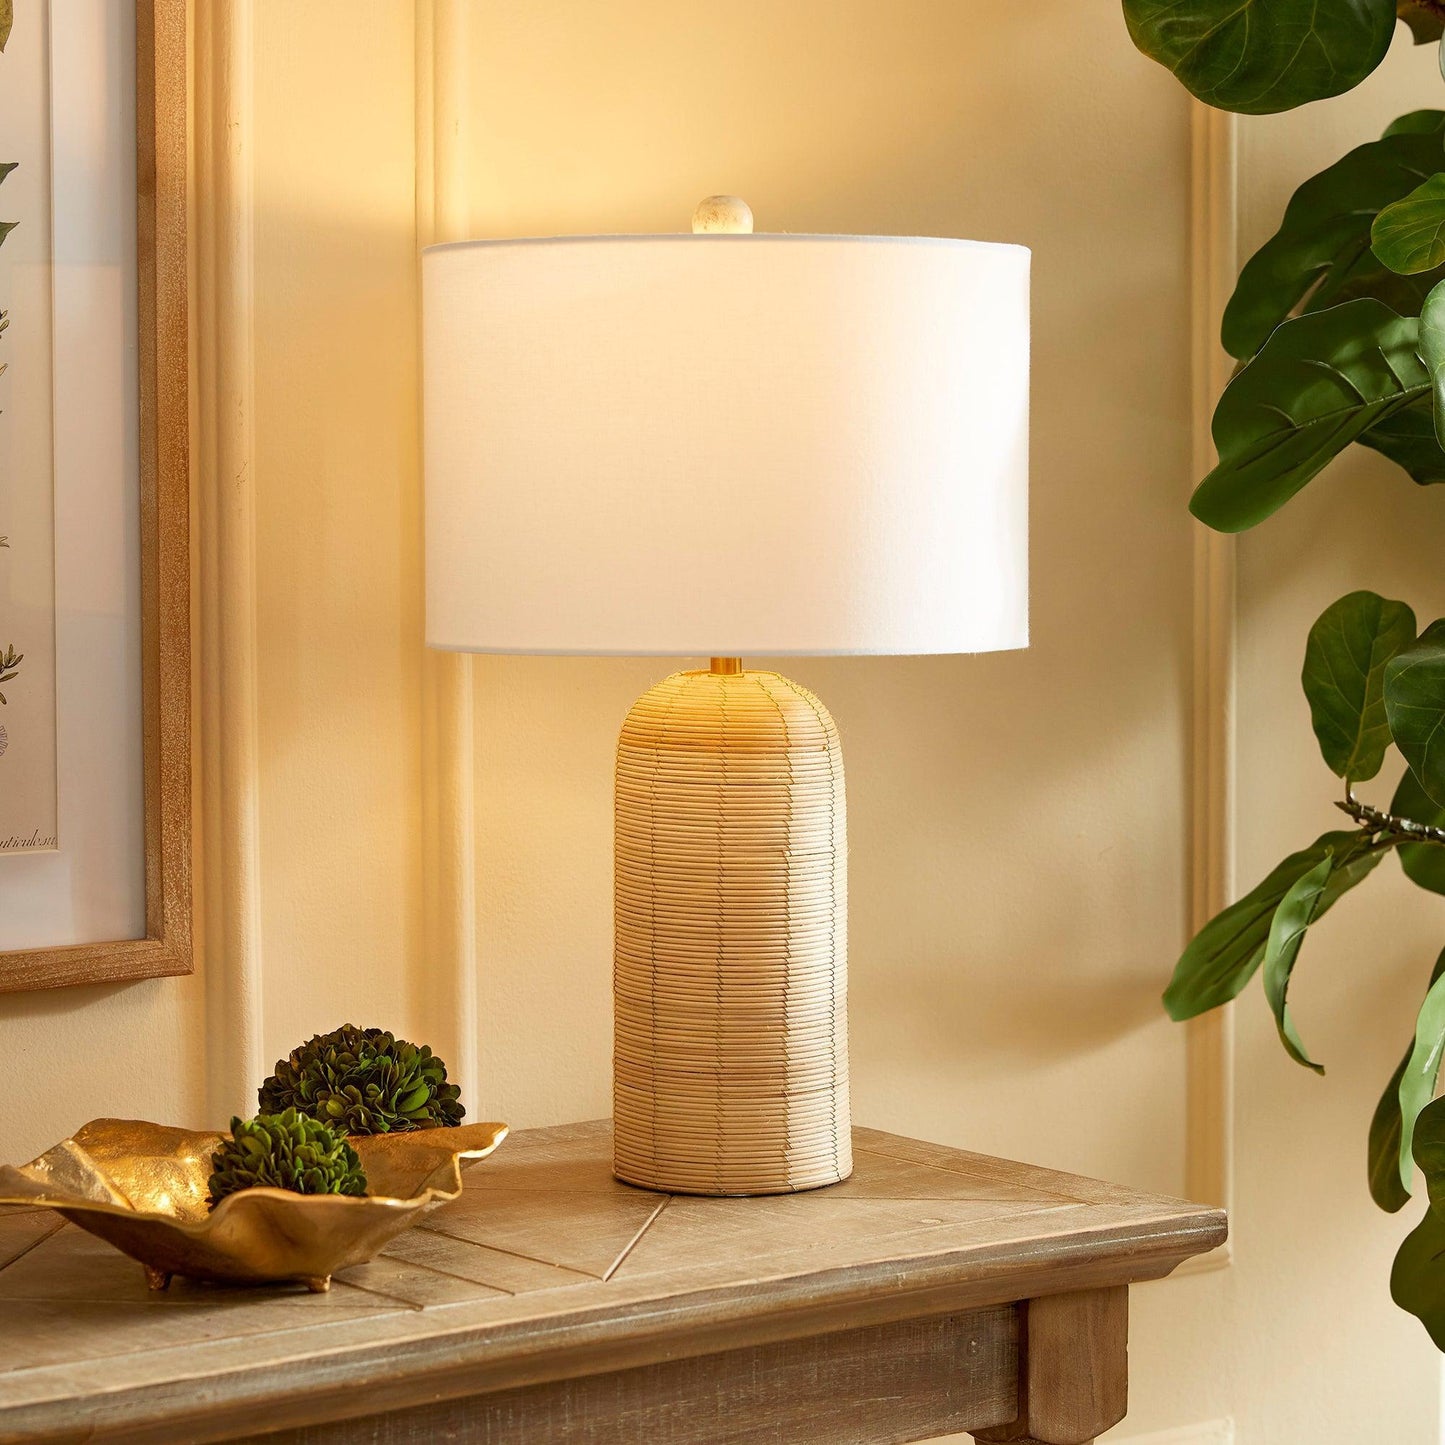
0;1206;1226;1444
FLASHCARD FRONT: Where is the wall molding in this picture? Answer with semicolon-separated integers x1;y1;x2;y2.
192;1;482;1120
194;0;265;1119
1179;102;1238;1272
416;1;481;1106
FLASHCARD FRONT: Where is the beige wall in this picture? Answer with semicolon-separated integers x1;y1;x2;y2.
1;3;1442;1439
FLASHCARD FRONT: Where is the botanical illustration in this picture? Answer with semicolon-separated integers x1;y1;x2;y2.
1;151;18;710
0;0;58;854
1123;0;1445;1347
0;644;20;705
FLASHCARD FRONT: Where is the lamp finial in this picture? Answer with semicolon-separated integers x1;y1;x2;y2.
692;195;753;234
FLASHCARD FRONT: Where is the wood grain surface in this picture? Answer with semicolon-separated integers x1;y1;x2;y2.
975;1286;1128;1445
0;1121;1226;1444
241;1308;1018;1445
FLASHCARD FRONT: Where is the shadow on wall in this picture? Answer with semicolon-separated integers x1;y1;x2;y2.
798;645;1193;1050
868;966;1167;1066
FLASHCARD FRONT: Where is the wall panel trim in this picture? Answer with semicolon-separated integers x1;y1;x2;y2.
416;0;481;1105
195;0;265;1119
1180;102;1237;1271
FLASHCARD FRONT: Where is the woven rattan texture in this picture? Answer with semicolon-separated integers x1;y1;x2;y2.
613;668;850;1195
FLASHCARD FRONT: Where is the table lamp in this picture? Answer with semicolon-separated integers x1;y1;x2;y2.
422;198;1029;1197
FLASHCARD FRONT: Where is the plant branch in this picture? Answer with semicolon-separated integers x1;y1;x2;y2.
1336;788;1445;846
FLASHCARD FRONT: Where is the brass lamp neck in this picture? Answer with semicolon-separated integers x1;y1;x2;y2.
709;657;743;676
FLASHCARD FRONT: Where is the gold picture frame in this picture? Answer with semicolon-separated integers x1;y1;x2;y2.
0;0;191;992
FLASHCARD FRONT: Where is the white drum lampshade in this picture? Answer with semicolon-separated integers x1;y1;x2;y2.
423;203;1029;1196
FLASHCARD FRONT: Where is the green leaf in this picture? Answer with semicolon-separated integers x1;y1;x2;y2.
1372;1048;1417;1211
1398;953;1445;1189
1373;174;1445;275
0;164;15;188
1222;129;1445;361
1385;625;1445;807
1192;301;1430;533
1164;849;1319;1019
1393;1097;1445;1347
0;222;16;250
1385;110;1445;138
1302;591;1417;782
1418;276;1445;445
1319;829;1391;909
1261;855;1333;1073
1393;765;1445;893
1163;829;1381;1020
1357;396;1445;484
0;0;11;53
1369;953;1439;1213
1414;1097;1445;1213
1393;1206;1445;1349
1398;0;1445;43
1121;0;1395;116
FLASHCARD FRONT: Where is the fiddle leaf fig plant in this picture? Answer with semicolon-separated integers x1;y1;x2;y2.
1301;591;1416;780
1385;621;1445;804
1371;948;1445;1212
1422;277;1445;432
1392;1097;1445;1348
1191;300;1436;531
1402;2;1445;44
1122;0;1397;114
1123;0;1445;1344
1372;172;1445;273
1219;122;1445;361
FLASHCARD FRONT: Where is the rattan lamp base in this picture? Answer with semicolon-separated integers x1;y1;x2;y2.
612;664;851;1196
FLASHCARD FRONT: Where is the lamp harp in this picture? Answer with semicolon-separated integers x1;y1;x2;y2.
612;665;851;1195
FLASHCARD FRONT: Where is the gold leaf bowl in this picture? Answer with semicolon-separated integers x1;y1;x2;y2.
0;1117;508;1291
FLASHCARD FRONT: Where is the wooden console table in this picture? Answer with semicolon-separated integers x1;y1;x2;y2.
0;1120;1224;1444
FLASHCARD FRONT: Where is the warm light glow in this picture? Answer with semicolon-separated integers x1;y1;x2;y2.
422;230;1029;658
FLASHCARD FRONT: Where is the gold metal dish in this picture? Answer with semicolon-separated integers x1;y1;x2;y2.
0;1117;508;1291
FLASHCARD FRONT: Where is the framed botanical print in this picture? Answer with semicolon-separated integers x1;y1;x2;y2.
0;0;190;990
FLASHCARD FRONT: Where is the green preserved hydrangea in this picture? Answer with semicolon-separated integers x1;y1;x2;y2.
259;1024;466;1135
207;1108;366;1209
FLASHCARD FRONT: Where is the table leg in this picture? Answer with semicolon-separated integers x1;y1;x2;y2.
972;1285;1128;1445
